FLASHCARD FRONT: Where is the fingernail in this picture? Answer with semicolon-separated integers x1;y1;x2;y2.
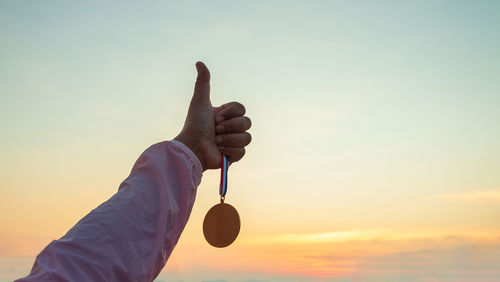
216;116;224;123
216;125;225;133
215;135;223;144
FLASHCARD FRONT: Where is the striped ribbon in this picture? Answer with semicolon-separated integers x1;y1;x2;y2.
219;154;229;200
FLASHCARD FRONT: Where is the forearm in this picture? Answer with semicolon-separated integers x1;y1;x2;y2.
17;140;202;281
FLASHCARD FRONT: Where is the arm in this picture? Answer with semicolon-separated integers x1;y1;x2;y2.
16;61;252;281
17;140;202;281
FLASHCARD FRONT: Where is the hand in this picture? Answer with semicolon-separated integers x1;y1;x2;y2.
174;62;252;171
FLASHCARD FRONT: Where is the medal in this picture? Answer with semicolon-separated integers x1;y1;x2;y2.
203;154;240;248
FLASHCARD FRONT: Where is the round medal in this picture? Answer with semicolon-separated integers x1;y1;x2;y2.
203;202;240;248
203;154;240;248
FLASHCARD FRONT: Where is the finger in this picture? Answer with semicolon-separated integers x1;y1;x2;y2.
191;61;211;105
216;101;241;112
219;147;246;163
215;102;246;123
215;132;252;147
216;116;252;134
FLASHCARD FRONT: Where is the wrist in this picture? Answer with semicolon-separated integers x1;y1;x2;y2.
174;134;206;171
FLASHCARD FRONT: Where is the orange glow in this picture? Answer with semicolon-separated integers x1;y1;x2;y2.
161;228;500;279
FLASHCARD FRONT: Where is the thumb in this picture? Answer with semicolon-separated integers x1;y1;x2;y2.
192;61;211;105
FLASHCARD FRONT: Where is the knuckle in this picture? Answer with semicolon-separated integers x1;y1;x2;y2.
245;132;252;144
244;116;252;129
233;102;246;115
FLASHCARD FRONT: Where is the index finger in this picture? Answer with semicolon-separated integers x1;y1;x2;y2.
215;102;246;123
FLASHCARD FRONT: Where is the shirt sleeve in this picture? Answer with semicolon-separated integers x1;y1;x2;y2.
16;140;203;282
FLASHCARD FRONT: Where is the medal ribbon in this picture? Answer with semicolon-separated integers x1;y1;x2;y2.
219;154;229;201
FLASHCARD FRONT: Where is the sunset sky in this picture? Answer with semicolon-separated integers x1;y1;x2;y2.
1;1;499;281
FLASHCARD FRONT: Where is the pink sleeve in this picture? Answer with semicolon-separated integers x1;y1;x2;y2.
16;140;202;282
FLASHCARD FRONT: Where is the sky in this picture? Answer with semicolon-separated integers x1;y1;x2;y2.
1;0;499;281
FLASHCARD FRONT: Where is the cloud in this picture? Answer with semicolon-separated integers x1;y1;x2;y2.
228;229;500;280
8;229;500;281
242;228;500;245
433;190;500;203
242;229;388;244
353;242;500;281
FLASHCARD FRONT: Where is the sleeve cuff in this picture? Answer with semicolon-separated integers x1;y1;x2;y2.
169;140;203;177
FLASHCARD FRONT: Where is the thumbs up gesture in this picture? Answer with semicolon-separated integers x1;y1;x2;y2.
174;62;252;171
